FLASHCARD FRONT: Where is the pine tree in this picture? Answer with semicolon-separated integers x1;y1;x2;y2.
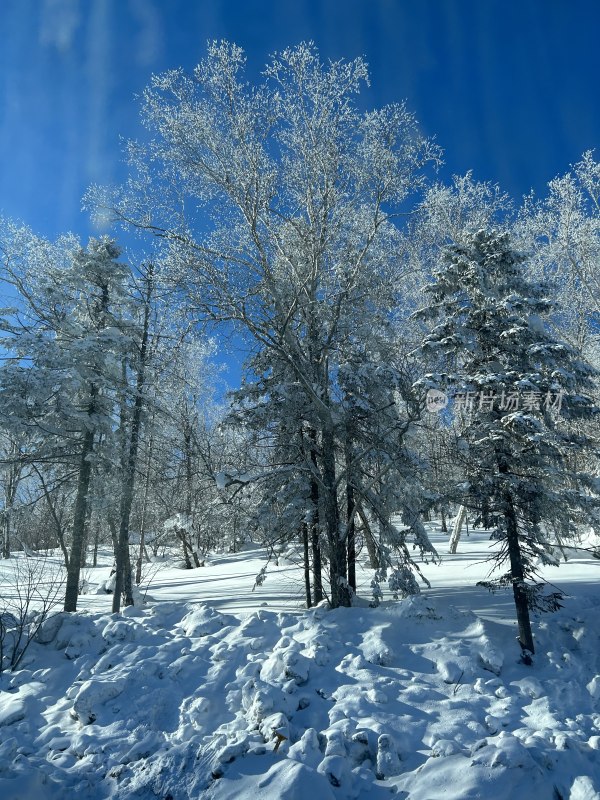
418;229;600;658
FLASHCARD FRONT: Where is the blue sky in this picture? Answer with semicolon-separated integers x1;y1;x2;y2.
1;0;599;242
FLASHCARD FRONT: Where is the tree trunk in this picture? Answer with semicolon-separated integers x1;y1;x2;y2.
113;266;153;612
321;422;351;608
2;458;22;559
191;545;201;568
136;431;154;585
440;507;448;533
107;513;118;554
1;477;14;559
183;418;201;567
311;522;323;605
449;505;467;554
357;503;380;569
345;437;356;592
1;444;25;559
33;467;70;568
302;522;312;608
1;512;9;559
66;277;111;612
64;426;95;612
1;511;10;559
80;502;93;568
2;496;13;559
112;446;137;611
92;525;100;568
178;531;193;569
308;435;323;605
346;511;356;591
504;490;535;656
188;534;201;567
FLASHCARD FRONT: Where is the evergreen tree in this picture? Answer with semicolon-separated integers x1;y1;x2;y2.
418;229;600;658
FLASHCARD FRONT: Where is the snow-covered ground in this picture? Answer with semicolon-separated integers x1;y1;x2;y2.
0;525;599;799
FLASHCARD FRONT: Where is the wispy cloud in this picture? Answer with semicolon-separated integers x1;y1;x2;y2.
129;0;162;67
39;0;81;53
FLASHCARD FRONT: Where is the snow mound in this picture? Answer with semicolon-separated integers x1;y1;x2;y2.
207;759;337;800
0;594;598;799
179;604;238;637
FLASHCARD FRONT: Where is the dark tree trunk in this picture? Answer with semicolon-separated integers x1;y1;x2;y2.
1;445;22;559
80;502;93;568
180;424;202;567
321;423;351;608
183;430;200;566
64;425;95;612
178;531;193;569
307;431;323;605
136;432;154;585
311;521;323;605
107;513;118;554
440;507;448;533
92;525;100;568
345;437;356;592
357;503;380;569
1;512;10;559
346;483;356;592
504;490;535;655
1;475;15;559
302;522;312;608
113;423;138;609
346;513;356;591
481;497;492;530
191;546;201;568
66;279;111;612
113;266;153;612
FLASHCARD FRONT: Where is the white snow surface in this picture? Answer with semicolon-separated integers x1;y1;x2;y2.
0;526;599;799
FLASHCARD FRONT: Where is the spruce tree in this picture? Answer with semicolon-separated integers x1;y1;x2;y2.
418;229;599;658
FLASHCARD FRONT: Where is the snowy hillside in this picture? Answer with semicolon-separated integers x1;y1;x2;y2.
0;527;599;799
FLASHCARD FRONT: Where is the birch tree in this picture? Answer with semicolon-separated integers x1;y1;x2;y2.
88;41;441;607
517;151;600;360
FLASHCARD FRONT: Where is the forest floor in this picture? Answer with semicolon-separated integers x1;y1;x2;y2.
0;524;599;799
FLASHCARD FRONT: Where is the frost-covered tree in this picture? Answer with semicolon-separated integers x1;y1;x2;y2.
127;335;233;565
223;352;325;604
111;259;157;611
221;327;437;608
0;229;131;610
88;41;441;607
418;229;600;657
0;432;31;559
517;151;600;362
0;220;220;610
